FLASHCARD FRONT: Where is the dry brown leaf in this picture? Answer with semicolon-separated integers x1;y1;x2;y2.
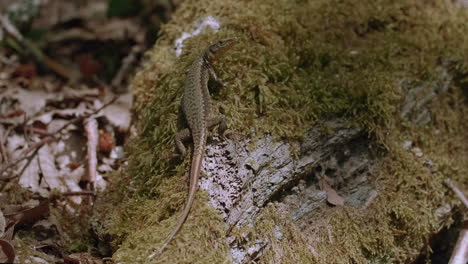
0;239;15;263
98;129;114;154
3;200;50;226
320;177;345;206
76;53;102;79
0;223;15;263
13;63;37;79
0;110;24;119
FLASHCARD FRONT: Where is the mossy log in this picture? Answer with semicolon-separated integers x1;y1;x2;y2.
95;0;468;263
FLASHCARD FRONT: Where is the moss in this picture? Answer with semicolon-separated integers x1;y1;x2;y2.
0;181;34;205
100;0;468;263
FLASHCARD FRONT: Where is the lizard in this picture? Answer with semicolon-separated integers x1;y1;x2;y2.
149;37;237;259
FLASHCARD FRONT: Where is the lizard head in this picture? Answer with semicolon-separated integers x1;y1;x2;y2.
206;38;237;61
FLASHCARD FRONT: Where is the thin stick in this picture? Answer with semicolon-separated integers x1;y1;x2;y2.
0;126;12;163
111;44;143;88
444;179;468;208
21;125;51;137
448;223;468;264
61;191;96;196
82;118;98;189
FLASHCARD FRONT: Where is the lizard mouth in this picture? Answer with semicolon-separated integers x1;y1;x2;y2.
220;38;238;50
207;37;238;60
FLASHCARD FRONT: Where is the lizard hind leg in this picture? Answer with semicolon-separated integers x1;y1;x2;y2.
175;128;192;185
207;115;229;139
175;128;191;156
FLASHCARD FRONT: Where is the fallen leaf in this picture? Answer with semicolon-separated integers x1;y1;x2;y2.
17;148;44;195
320;177;345;206
3;200;50;225
13;63;37;79
67;163;80;171
32;120;48;131
0;239;15;263
98;129;114;154
101;92;132;131
0;110;24;119
1;87;53;117
37;144;63;192
18;143;64;196
0;224;16;263
76;53;102;79
62;165;85;204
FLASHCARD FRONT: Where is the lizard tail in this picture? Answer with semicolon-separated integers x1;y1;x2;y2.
148;151;203;259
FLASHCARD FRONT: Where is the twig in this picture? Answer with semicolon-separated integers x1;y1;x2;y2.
0;14;22;40
445;179;468;264
61;191;96;196
0;126;13;163
82;118;98;190
444;179;468;208
448;221;468;264
20;125;51;137
111;44;143;89
0;128;4;164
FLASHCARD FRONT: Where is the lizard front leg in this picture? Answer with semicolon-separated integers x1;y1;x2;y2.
208;65;227;88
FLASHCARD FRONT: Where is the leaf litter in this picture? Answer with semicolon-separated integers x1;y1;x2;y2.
0;0;170;261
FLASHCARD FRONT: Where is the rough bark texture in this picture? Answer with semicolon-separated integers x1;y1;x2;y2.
201;121;380;263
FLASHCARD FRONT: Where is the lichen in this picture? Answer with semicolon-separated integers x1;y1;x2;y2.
98;0;468;263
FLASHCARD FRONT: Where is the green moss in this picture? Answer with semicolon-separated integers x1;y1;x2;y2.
100;0;468;263
0;181;34;205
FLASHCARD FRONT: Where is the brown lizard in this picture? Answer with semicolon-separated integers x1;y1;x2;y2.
149;38;237;259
